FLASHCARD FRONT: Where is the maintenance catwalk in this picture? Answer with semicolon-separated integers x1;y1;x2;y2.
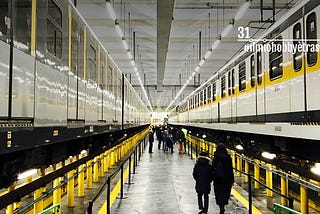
111;143;247;214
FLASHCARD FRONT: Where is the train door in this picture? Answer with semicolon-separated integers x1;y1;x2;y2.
289;16;305;121
1;0;35;119
68;9;79;121
304;5;320;121
256;50;265;121
230;68;237;122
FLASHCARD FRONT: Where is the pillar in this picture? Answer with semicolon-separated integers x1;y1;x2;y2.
78;154;85;197
254;160;260;189
237;157;242;177
266;164;273;197
34;168;45;213
67;157;75;207
93;157;99;182
86;159;93;189
245;160;249;182
281;176;288;206
300;183;308;214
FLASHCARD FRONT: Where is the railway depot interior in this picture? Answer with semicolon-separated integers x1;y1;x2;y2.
1;0;320;213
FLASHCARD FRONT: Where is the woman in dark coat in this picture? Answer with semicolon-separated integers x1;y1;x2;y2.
212;143;234;214
193;151;213;214
148;130;154;153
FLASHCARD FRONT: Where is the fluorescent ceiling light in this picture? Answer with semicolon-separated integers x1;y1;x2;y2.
204;50;212;59
115;24;123;38
130;60;136;67
106;2;116;20
195;66;200;72
121;39;128;50
221;24;233;37
199;59;205;67
212;39;221;50
234;1;251;21
127;51;133;59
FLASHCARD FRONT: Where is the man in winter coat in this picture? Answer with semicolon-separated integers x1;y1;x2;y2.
148;130;154;153
193;151;213;214
212;143;234;214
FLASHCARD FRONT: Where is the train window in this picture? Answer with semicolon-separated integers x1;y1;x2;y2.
204;89;207;104
88;44;97;82
78;26;85;79
48;0;62;27
200;90;203;104
13;0;32;52
221;76;226;98
0;0;9;42
107;60;113;92
47;0;62;58
71;15;79;74
293;23;302;71
306;12;317;66
257;51;262;85
228;72;231;96
100;52;106;89
250;55;255;87
231;69;235;94
207;85;211;101
269;38;283;80
239;61;246;91
212;83;216;101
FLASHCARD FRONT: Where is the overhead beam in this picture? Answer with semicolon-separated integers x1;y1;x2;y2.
157;0;175;91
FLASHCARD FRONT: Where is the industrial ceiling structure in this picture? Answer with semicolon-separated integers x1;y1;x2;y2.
76;0;299;112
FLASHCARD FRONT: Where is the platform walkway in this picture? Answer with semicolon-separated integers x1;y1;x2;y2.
110;141;247;214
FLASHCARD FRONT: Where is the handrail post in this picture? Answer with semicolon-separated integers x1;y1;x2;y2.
248;174;252;214
190;141;193;159
120;163;124;199
107;177;111;214
87;201;93;214
127;156;132;185
133;149;137;174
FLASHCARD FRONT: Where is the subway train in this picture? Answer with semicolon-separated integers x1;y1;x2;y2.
170;0;320;161
0;0;149;188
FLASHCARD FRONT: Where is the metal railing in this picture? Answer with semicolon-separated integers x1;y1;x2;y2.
273;203;301;214
37;204;60;214
87;137;146;214
185;140;298;214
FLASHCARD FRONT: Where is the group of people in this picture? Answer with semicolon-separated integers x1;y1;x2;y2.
193;144;234;214
148;125;186;154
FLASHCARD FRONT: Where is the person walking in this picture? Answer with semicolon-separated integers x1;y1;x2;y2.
192;151;213;214
148;130;154;153
212;143;234;214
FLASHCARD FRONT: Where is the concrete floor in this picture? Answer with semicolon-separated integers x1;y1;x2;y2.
110;143;247;214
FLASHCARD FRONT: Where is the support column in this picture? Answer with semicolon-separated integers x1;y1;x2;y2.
34;168;45;213
281;176;288;206
237;157;242;177
67;157;75;207
232;152;236;170
300;183;308;214
254;160;260;189
245;160;249;182
99;154;104;177
78;154;85;197
52;164;61;211
104;151;108;173
86;159;93;189
266;164;273;197
93;157;99;182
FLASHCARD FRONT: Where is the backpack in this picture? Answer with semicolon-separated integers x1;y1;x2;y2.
214;160;224;179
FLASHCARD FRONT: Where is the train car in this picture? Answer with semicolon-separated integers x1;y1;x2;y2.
0;0;149;188
170;0;320;161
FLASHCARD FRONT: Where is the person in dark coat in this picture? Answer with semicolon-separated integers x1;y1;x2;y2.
148;130;154;153
193;151;213;214
212;143;234;214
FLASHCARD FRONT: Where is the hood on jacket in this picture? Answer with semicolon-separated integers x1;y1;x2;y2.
197;156;211;165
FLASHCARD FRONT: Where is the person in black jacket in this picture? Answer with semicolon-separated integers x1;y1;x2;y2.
212;143;234;214
193;151;213;214
148;130;154;153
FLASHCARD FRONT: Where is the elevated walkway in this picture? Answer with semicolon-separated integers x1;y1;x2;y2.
110;140;248;214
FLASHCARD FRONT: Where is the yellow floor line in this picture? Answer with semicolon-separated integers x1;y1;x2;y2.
231;188;262;214
98;160;133;214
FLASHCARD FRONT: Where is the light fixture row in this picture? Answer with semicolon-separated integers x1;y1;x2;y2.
165;0;251;112
106;1;153;112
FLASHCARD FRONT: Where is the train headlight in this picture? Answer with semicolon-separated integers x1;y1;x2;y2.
18;169;37;180
311;163;320;176
261;152;276;160
235;144;244;150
